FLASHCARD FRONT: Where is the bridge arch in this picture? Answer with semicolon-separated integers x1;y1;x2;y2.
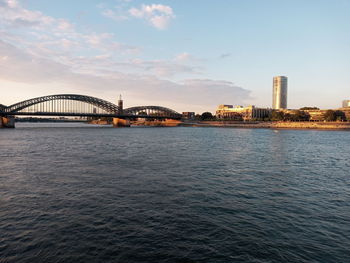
0;104;6;112
4;94;119;114
124;106;181;119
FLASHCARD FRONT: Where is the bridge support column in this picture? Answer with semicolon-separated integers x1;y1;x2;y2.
112;118;130;127
163;119;182;127
0;116;15;128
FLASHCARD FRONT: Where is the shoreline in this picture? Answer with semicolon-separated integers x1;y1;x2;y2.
180;121;350;130
15;120;350;131
80;120;350;130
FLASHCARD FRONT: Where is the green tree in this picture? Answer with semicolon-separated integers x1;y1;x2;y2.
292;110;310;121
323;110;336;121
283;113;293;121
271;110;285;121
201;112;214;120
193;114;202;121
335;110;346;121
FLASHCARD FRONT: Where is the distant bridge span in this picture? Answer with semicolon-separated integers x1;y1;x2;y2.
3;94;119;114
0;94;182;128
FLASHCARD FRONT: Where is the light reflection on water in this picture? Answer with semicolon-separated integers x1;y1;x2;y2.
0;123;349;262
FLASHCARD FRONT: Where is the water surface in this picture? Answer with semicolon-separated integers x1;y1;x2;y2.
0;123;349;262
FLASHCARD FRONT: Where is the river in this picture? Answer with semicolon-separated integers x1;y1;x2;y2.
0;123;349;262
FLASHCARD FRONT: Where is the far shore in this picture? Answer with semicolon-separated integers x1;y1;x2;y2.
60;119;350;130
180;121;350;130
7;120;350;131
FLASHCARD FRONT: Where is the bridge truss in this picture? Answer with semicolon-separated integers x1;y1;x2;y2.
0;94;182;119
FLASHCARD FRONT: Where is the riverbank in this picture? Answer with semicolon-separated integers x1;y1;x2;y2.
87;119;182;127
86;119;350;130
180;121;350;130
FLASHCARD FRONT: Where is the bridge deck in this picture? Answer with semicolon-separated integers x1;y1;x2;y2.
2;112;181;119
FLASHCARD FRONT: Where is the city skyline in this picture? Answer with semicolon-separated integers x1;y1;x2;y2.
1;0;350;112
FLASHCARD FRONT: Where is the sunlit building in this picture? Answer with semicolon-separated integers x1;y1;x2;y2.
216;105;271;121
342;100;350;108
273;76;288;109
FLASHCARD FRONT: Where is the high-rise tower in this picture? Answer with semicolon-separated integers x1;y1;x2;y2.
272;76;288;109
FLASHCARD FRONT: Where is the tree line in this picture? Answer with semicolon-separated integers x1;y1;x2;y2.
271;110;346;122
195;110;347;122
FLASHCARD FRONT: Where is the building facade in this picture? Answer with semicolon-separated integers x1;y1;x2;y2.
216;105;271;121
342;100;350;108
182;112;195;120
273;76;288;109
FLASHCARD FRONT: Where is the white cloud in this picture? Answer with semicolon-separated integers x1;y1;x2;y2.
101;3;174;30
99;0;133;22
102;9;129;21
175;52;191;62
57;19;73;30
0;0;54;28
129;4;175;30
0;0;141;61
0;40;251;112
0;0;250;112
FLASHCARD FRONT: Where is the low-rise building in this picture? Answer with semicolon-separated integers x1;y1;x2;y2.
216;105;271;121
182;112;195;120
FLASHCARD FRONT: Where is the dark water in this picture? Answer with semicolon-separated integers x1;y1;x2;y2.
0;123;349;263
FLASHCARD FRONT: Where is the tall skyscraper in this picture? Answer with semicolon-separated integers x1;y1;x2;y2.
272;76;288;109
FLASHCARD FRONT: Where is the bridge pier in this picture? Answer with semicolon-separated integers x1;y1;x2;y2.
112;118;130;127
141;119;182;127
0;116;15;128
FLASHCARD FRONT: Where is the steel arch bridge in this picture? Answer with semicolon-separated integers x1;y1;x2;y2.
0;94;182;119
124;106;180;118
3;94;119;115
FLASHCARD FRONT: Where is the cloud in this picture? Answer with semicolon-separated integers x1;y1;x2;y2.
57;19;73;30
174;52;205;64
128;58;202;77
0;0;54;29
99;0;132;22
0;0;141;62
0;0;250;112
0;40;250;112
129;4;175;30
175;52;192;62
0;40;73;83
102;9;129;21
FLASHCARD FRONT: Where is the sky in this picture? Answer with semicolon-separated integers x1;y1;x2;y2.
0;0;350;113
